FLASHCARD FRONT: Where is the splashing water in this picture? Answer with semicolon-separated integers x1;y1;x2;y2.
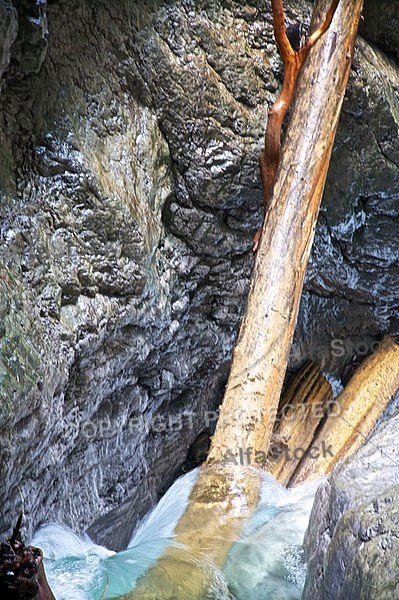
31;469;321;599
223;474;320;599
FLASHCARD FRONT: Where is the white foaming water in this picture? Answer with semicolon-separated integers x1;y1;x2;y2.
31;523;114;599
99;467;199;598
31;469;321;599
31;468;199;599
223;474;321;600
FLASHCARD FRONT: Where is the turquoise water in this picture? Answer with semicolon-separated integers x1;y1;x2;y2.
31;469;320;599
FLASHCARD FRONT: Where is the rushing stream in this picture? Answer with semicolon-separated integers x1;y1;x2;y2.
31;469;321;599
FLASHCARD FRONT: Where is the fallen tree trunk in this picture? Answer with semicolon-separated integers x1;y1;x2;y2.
289;337;399;485
122;1;364;598
206;0;363;466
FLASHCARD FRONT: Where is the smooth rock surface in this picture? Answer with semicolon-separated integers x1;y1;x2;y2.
360;0;399;64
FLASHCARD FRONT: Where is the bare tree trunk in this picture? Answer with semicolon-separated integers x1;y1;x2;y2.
124;1;364;598
206;0;363;465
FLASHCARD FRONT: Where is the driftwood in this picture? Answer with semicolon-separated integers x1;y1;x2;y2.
266;361;333;485
0;515;55;600
290;337;399;485
122;1;366;598
206;0;362;469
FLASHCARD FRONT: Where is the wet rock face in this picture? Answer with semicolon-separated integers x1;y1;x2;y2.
0;0;398;550
302;411;399;600
360;0;399;64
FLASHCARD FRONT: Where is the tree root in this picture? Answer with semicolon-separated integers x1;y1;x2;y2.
0;515;55;600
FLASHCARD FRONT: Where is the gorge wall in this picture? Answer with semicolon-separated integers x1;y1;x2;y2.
0;0;398;554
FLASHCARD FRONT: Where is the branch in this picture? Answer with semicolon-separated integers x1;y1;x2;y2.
307;0;340;46
271;0;295;60
255;0;340;250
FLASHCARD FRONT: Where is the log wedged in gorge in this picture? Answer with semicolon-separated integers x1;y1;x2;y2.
264;339;399;486
290;336;399;485
265;361;334;486
122;0;367;597
205;0;362;468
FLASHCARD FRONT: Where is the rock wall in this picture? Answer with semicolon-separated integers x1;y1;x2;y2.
302;410;399;600
0;0;398;552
